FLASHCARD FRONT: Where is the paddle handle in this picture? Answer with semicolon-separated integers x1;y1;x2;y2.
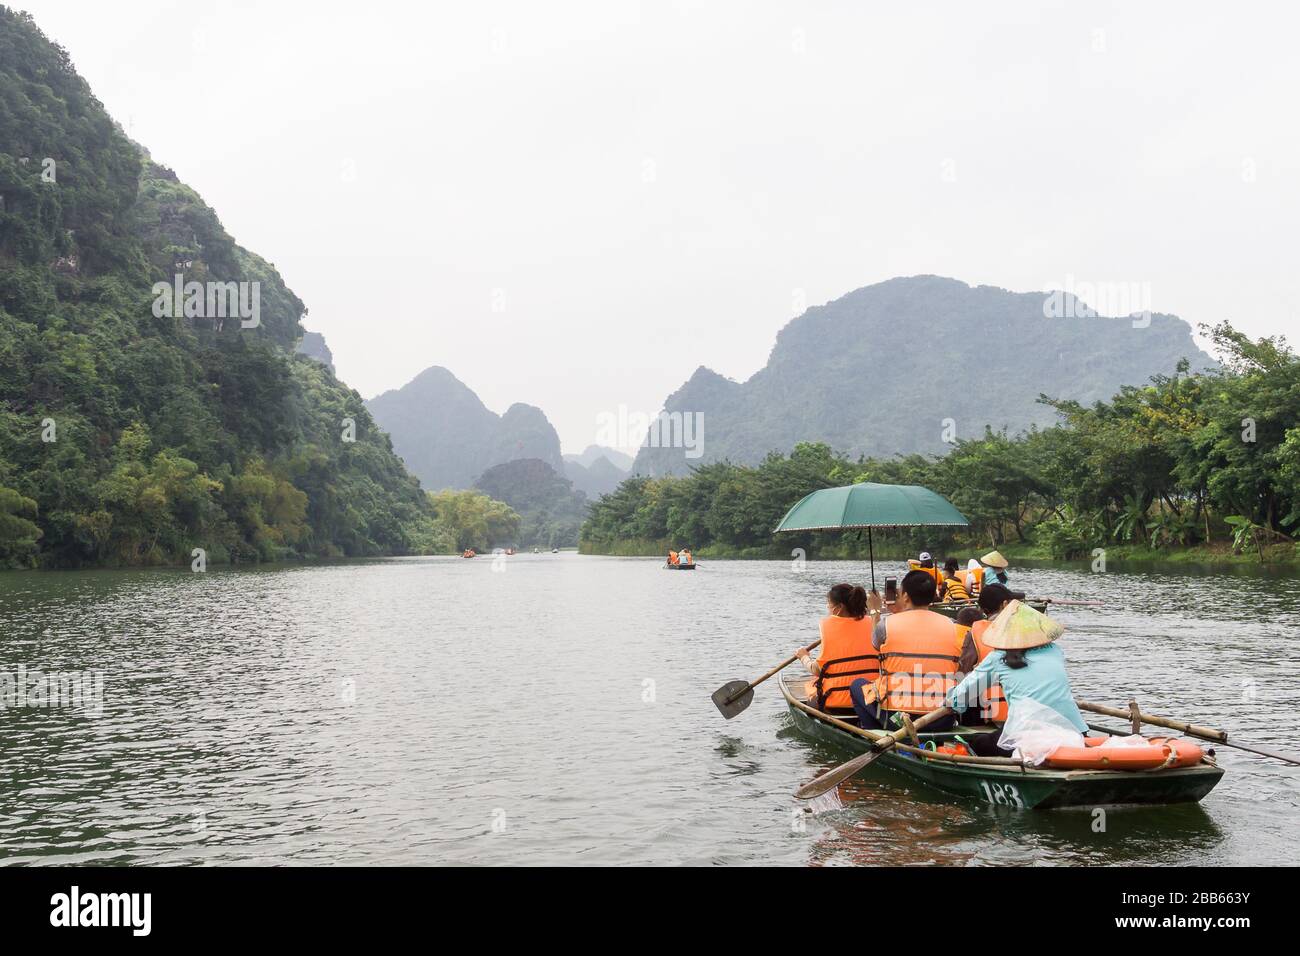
735;639;822;700
795;707;954;799
1076;699;1228;743
890;706;954;737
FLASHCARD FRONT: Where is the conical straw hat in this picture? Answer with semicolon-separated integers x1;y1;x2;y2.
981;599;1064;650
980;549;1009;569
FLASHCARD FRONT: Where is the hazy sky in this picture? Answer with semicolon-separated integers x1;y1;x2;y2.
17;1;1300;454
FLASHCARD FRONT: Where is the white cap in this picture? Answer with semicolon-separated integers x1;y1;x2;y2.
919;551;932;561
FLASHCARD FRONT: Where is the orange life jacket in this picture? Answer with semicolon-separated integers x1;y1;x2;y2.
668;551;679;565
962;567;985;593
873;609;965;714
906;560;944;591
813;615;880;711
968;619;1008;722
942;575;971;602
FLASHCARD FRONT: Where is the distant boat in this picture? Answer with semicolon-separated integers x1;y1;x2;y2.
533;547;540;554
462;549;476;558
551;548;559;554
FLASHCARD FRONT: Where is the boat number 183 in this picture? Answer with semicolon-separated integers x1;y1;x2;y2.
980;781;1024;808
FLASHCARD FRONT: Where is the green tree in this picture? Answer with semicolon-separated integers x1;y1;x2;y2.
0;483;41;565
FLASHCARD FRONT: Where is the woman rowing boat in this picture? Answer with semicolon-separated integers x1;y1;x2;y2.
945;593;1087;757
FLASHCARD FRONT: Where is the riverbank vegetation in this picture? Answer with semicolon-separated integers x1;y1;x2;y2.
581;323;1300;566
425;490;520;553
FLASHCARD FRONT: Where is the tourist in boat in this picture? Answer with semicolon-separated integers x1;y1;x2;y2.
907;551;944;590
944;595;1088;757
680;548;693;565
961;585;1026;732
667;549;680;566
847;570;976;733
939;558;971;602
795;584;879;711
974;583;1012;636
980;550;1010;587
954;604;984;632
962;557;984;595
950;605;985;724
952;589;1003;726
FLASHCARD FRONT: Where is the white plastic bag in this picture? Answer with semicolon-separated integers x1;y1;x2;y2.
997;698;1085;766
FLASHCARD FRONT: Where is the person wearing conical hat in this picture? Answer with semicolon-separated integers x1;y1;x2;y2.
980;549;1010;587
943;596;1087;757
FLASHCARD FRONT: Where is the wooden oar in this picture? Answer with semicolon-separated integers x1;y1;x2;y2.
1034;598;1105;607
1077;699;1300;766
711;639;820;720
795;707;954;800
1076;699;1226;740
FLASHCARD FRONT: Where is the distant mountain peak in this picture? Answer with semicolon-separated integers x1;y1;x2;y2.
564;445;635;471
633;275;1216;476
366;366;564;490
563;445;632;497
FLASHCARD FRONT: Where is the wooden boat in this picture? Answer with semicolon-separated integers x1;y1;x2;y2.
930;599;1049;619
779;671;1223;809
665;562;697;570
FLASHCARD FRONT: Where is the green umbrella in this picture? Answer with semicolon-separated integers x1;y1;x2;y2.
773;482;969;589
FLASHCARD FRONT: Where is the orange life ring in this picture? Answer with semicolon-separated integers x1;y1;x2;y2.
1043;736;1205;771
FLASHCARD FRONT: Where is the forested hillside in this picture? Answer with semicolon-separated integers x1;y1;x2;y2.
0;8;450;566
633;276;1217;476
588;325;1300;563
474;457;587;548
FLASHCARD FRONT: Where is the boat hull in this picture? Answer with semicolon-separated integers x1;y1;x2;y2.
781;676;1223;810
665;563;696;570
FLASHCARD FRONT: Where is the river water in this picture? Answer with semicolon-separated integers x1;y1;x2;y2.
0;554;1297;866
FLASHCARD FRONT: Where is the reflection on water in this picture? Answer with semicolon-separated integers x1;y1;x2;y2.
0;556;1297;865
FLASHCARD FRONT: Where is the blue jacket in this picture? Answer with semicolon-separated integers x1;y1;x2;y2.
945;642;1087;732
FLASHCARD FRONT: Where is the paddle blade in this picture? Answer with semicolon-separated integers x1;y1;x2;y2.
711;680;754;719
795;742;893;800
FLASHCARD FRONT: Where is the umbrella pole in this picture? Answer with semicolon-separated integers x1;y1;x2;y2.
868;528;876;591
